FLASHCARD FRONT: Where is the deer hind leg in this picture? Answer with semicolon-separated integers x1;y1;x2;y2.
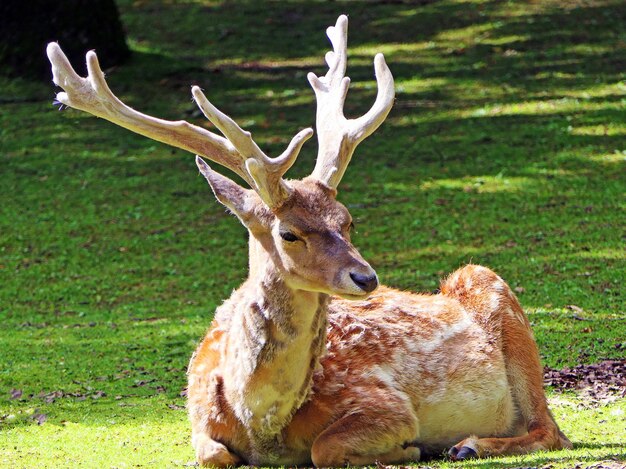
311;391;421;467
441;265;572;459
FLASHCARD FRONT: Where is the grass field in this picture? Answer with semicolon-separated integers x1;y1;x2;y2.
1;0;625;467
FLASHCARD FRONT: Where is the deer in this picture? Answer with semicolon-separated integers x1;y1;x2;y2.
47;15;572;467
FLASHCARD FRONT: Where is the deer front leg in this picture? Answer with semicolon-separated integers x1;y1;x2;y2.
310;397;420;467
192;432;241;468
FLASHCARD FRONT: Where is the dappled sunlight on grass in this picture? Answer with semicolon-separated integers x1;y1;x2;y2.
586;150;626;164
573;248;625;261
465;97;625;118
419;175;534;193
3;410;192;467
354;42;437;56
570;124;626;136
434;22;509;44
549;394;626;447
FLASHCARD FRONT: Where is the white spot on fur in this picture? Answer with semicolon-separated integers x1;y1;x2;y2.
419;314;474;354
489;292;501;311
370;365;397;388
505;307;526;325
447;271;461;287
473;265;490;275
493;280;507;292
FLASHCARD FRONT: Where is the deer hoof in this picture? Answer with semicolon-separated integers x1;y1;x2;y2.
449;445;477;461
448;446;458;458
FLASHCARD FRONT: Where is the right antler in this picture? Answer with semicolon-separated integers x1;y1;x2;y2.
307;15;395;189
46;43;313;208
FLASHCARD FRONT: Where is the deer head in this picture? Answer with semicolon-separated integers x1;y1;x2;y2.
47;15;394;299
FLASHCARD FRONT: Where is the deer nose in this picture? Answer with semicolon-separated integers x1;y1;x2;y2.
349;272;379;293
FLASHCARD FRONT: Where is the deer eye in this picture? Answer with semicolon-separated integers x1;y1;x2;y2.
280;231;300;242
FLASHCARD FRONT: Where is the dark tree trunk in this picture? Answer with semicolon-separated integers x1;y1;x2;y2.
0;0;130;81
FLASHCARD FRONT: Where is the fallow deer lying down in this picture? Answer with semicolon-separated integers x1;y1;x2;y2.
47;15;572;467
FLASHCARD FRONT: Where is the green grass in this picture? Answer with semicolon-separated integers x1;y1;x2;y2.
1;0;625;467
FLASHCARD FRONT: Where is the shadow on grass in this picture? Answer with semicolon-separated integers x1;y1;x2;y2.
455;448;626;469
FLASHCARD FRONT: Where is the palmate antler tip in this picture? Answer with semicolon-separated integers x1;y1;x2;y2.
301;127;315;138
46;43;63;78
46;42;68;62
86;50;99;62
374;54;392;80
195;155;212;174
327;15;348;41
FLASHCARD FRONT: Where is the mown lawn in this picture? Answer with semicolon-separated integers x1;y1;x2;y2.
1;0;624;468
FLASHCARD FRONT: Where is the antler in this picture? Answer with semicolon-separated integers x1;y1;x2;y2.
307;15;395;189
46;42;313;208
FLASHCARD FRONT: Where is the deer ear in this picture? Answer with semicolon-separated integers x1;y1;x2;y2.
196;156;258;226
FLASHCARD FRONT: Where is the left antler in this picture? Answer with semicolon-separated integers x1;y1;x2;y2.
46;42;313;208
307;15;395;189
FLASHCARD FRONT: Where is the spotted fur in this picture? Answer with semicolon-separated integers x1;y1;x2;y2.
188;261;572;466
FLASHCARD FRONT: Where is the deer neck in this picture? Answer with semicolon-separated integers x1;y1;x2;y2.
222;234;329;440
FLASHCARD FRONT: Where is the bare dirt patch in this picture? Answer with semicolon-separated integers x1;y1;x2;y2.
544;359;626;404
